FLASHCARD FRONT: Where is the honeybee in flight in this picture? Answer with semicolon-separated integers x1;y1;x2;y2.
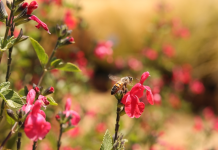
109;75;133;95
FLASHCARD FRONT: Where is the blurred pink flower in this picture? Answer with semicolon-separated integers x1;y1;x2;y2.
64;10;77;29
115;58;125;69
132;144;141;150
128;58;143;71
193;116;203;131
63;98;81;126
153;93;161;105
21;89;36;114
24;100;51;141
86;109;97;118
29;15;50;34
171;18;190;39
96;123;107;133
68;127;80;137
203;107;214;120
121;72;154;118
162;44;175;58
62;147;81;150
142;48;158;60
94;41;113;59
189;80;205;94
38;95;50;105
172;64;192;84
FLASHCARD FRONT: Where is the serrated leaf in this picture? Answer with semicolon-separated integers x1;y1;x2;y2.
29;37;48;67
51;59;62;68
100;130;113;150
56;62;80;72
46;96;58;105
0;82;10;92
5;110;15;125
0;89;23;108
18;86;28;97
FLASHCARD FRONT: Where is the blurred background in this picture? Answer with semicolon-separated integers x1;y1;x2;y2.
1;0;218;149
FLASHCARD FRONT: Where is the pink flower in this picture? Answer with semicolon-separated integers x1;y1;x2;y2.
127;58;143;71
114;58;124;70
68;127;80;137
38;95;50;105
172;65;192;84
24;100;51;141
94;41;113;59
193;116;203;131
27;1;38;15
96;123;107;133
29;15;50;34
21;89;36;114
64;10;77;29
121;72;154;118
189;80;205;94
63;98;80;126
169;94;181;109
142;48;158;60
162;44;175;58
203;107;214;120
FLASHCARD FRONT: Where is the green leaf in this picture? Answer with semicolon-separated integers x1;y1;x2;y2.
0;90;23;108
56;62;81;72
100;130;113;150
29;37;48;67
5;110;15;125
51;59;62;68
46;96;58;106
0;82;10;92
18;86;28;97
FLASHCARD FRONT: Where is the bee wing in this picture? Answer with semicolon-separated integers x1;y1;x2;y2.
108;74;121;81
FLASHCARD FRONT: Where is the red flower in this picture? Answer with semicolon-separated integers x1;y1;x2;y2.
63;98;80;126
38;95;50;105
27;1;38;15
121;72;154;118
142;48;158;60
162;44;175;58
64;10;77;29
29;15;50;34
24;100;51;141
21;89;36;114
189;80;205;94
94;41;113;59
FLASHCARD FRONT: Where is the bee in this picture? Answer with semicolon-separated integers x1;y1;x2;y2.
109;75;133;95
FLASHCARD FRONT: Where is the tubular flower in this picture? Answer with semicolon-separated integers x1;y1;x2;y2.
24;100;51;141
121;72;154;118
21;89;36;114
29;15;51;34
63;98;80;126
27;1;38;15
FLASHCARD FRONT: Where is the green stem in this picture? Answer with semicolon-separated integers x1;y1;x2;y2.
37;41;59;86
114;103;121;143
57;123;63;150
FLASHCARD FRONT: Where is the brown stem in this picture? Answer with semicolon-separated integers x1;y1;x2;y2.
57;123;63;150
32;141;37;150
114;104;121;143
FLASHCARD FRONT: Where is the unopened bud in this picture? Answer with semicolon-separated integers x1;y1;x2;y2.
58;37;75;47
14;2;28;16
55;114;61;122
14;0;25;6
14;7;30;23
43;86;54;96
7;109;18;121
15;35;29;44
6;0;11;10
0;0;8;19
33;83;40;93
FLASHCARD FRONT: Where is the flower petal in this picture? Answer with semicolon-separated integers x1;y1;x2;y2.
144;86;154;105
140;72;150;84
29;15;50;34
121;92;130;105
26;89;36;105
124;95;145;118
130;83;145;98
65;98;71;111
70;110;81;126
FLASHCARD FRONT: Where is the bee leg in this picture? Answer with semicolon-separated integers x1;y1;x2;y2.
123;85;128;95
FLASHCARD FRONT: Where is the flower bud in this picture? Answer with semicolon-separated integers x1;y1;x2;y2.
0;0;8;19
33;83;40;93
14;7;31;23
43;86;54;96
26;1;38;15
55;114;61;122
14;2;28;16
15;35;29;44
14;0;25;6
58;37;75;47
6;0;11;10
7;109;18;121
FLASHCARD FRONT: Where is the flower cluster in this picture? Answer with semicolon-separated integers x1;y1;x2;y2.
94;41;113;59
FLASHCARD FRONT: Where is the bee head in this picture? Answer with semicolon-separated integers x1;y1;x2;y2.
128;76;133;83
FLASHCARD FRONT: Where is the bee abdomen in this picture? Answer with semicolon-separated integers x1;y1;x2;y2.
111;86;119;95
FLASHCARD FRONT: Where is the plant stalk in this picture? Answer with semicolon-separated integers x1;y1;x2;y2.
114;103;121;143
32;141;37;150
37;41;59;86
57;123;63;150
0;122;18;150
